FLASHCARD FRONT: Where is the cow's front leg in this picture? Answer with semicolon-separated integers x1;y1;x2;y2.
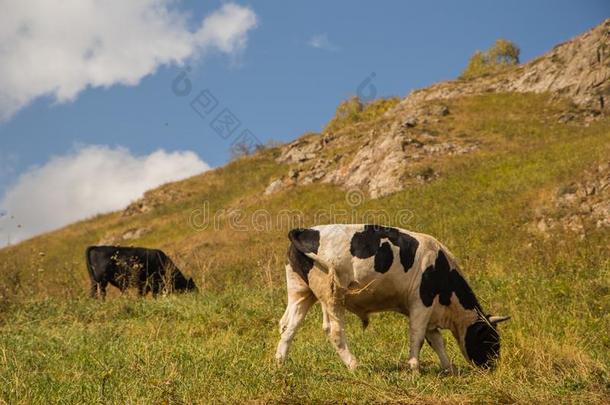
407;307;431;372
151;280;161;298
326;300;358;370
426;328;453;373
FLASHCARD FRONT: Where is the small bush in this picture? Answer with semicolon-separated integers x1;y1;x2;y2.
231;139;284;161
324;96;399;133
255;139;283;152
461;39;520;80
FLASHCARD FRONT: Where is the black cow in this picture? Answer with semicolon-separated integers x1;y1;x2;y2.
86;246;197;298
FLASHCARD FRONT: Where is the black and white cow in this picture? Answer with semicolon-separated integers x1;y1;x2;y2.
276;224;509;372
86;246;197;298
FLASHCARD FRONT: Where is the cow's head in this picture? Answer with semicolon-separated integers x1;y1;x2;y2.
185;277;198;292
172;271;198;293
463;315;510;368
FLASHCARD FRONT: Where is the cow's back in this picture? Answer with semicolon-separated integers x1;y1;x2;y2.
295;224;460;316
311;224;444;277
86;246;165;280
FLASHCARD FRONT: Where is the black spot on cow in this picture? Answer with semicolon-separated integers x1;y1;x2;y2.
449;268;479;310
287;243;315;284
419;249;480;310
392;230;420;272
420;250;451;306
374;242;393;273
350;226;382;258
287;228;320;283
465;321;500;368
288;228;320;254
350;225;419;273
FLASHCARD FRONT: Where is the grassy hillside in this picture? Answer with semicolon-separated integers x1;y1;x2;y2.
1;93;609;403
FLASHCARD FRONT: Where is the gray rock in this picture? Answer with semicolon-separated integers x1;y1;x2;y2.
277;137;324;164
264;179;284;195
122;227;151;240
431;104;450;116
536;218;549;233
312;170;326;181
288;168;300;179
558;113;576;123
402;138;424;149
403;117;418;128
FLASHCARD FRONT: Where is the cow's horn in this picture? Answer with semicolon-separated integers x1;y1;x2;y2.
488;315;511;324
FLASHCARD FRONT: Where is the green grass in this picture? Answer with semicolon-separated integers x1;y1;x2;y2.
0;93;609;403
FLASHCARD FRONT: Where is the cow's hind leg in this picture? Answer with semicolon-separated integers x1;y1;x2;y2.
276;265;316;364
325;298;358;370
89;279;99;298
275;293;316;364
426;328;453;372
321;302;331;336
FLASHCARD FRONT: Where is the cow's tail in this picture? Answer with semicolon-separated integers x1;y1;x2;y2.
85;246;101;282
304;253;341;290
85;246;99;298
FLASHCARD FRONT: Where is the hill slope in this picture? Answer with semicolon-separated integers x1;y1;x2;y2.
0;20;609;404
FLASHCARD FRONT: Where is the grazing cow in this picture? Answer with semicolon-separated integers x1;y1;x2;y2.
86;246;197;298
276;224;509;372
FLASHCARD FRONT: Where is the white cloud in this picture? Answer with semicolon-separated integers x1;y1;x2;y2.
307;33;338;51
0;145;210;245
196;3;258;54
0;1;258;121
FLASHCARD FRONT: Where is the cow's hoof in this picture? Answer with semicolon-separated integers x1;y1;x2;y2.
275;354;286;367
407;358;420;374
440;364;457;375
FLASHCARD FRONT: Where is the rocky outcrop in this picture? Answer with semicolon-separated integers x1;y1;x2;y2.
531;162;610;237
265;19;610;199
123;187;188;216
97;227;152;245
392;19;610;119
324;128;478;198
277;135;326;165
267;109;479;198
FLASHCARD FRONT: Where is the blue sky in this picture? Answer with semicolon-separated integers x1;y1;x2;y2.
0;0;607;243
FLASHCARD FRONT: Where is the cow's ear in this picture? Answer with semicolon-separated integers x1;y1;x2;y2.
488;315;510;324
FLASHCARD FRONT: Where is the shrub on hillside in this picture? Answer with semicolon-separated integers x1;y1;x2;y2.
461;39;520;80
324;96;399;133
230;138;282;161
